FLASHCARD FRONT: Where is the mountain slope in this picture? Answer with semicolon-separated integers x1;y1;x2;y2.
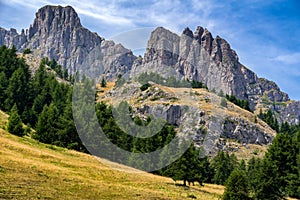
130;27;290;109
0;111;224;200
0;5;299;123
97;81;275;158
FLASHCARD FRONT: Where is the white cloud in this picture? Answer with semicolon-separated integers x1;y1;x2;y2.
272;52;300;65
1;0;220;33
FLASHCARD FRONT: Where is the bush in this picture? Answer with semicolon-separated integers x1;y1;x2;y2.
23;48;32;54
140;83;151;91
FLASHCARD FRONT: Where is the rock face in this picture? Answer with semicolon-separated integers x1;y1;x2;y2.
0;28;27;49
25;5;102;73
0;5;135;76
267;101;300;125
131;27;289;107
0;5;299;125
222;117;273;144
99;81;276;156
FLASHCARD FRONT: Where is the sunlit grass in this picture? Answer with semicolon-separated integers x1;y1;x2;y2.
0;109;224;199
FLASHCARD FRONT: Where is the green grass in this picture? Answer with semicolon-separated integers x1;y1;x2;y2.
0;110;224;200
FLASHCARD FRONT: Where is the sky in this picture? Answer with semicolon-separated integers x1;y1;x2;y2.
0;0;300;99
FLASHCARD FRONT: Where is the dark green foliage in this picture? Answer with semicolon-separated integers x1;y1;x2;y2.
259;133;299;199
239;159;246;171
33;103;60;144
191;80;207;89
41;58;69;80
56;103;86;152
7;104;24;136
161;145;212;186
140;83;151;91
0;46;31;113
225;94;252;112
137;72;207;89
22;48;32;54
100;77;107;87
5;66;31;113
247;132;300;199
0;72;7;108
210;151;238;185
258;109;279;132
247;157;262;193
0;46;81;149
222;169;251;200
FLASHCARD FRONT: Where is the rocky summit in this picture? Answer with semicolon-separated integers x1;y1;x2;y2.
0;5;135;75
0;5;299;126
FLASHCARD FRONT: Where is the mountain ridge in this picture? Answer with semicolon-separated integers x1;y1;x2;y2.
0;5;299;124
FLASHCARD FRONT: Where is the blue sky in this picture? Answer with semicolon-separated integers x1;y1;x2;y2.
0;0;300;99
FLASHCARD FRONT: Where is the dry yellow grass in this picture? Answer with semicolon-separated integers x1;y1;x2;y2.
226;142;269;162
0;110;224;200
0;110;8;129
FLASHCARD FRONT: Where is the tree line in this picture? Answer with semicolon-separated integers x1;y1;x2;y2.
1;46;299;199
137;72;207;89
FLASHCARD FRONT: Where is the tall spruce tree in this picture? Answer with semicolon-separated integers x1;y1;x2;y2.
222;169;251;200
7;104;24;136
34;103;59;144
210;151;238;185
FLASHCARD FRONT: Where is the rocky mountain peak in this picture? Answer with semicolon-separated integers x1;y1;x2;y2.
28;5;81;39
182;27;193;38
0;5;299;125
131;26;292;112
193;26;204;41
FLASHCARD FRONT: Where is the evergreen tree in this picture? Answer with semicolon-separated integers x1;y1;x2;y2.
56;103;86;151
247;157;262;193
7;104;24;136
210;151;238;185
5;65;30;113
239;159;246;171
33;103;59;144
101;77;107;87
254;133;298;199
222;169;251;200
164;144;206;186
0;72;8;109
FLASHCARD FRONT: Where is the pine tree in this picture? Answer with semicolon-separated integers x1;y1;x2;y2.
222;169;251;200
0;72;8;109
33;103;59;144
7;104;24;136
210;151;238;185
164;144;204;186
254;133;297;199
101;77;107;87
5;65;30;113
247;157;262;193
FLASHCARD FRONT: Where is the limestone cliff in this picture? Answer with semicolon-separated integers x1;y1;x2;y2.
131;27;289;108
0;5;299;125
0;5;135;76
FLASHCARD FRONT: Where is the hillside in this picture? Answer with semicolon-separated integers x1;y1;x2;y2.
0;5;299;125
97;81;274;160
0;111;224;200
0;4;299;199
